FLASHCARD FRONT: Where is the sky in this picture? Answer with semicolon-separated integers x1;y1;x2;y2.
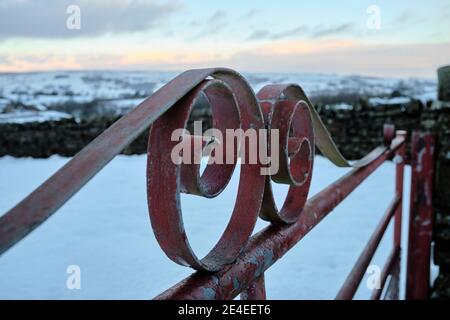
0;0;449;77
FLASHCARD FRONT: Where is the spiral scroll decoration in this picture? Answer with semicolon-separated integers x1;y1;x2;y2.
144;68;395;272
147;69;267;271
147;70;325;271
257;85;315;224
0;68;396;261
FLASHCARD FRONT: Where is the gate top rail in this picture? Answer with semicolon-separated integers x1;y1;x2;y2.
0;67;409;299
154;134;405;300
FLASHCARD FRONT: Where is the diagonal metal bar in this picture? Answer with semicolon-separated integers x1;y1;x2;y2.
240;274;266;300
0;68;392;258
335;194;401;300
370;246;401;300
154;137;405;300
0;68;220;256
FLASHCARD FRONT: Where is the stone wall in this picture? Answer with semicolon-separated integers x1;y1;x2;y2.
0;101;430;160
316;102;424;162
0;99;213;158
318;99;450;300
0;118;120;158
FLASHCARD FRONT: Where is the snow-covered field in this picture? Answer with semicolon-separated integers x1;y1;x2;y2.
0;154;425;299
0;70;437;123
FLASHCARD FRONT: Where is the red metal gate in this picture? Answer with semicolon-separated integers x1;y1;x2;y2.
0;68;436;300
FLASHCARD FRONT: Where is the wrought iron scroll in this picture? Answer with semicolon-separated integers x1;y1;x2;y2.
0;68;392;274
146;70;394;271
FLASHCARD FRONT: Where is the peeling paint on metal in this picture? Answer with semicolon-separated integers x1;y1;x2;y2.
202;287;216;300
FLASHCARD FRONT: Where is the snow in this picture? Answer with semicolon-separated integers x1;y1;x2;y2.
0;98;10;113
368;96;412;106
0;70;437;123
0;110;73;124
0;154;427;300
332;102;353;110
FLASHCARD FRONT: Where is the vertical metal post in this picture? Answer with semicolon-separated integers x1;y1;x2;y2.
389;130;406;299
384;259;401;300
394;130;406;247
240;274;266;300
406;132;436;299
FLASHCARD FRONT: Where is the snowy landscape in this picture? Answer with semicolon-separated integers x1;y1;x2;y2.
0;0;447;304
0;70;438;124
0;70;439;299
0;154;437;299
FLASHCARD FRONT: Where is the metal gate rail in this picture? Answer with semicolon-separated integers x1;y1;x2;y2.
0;68;435;300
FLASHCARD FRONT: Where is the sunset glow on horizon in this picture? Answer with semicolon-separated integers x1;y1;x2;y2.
0;0;449;77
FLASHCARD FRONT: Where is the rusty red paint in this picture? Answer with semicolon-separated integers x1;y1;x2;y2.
335;194;401;300
394;131;407;247
256;84;315;224
406;132;436;300
0;66;432;301
384;256;401;300
154;137;405;300
0;68;255;256
336;129;406;300
147;76;266;271
371;246;400;300
241;274;266;300
383;124;396;146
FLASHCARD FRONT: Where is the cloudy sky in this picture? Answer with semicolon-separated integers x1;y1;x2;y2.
0;0;449;77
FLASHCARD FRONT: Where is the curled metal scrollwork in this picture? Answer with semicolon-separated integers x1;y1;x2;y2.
0;68;396;262
147;70;266;271
147;70;338;271
145;68;392;272
257;84;315;224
